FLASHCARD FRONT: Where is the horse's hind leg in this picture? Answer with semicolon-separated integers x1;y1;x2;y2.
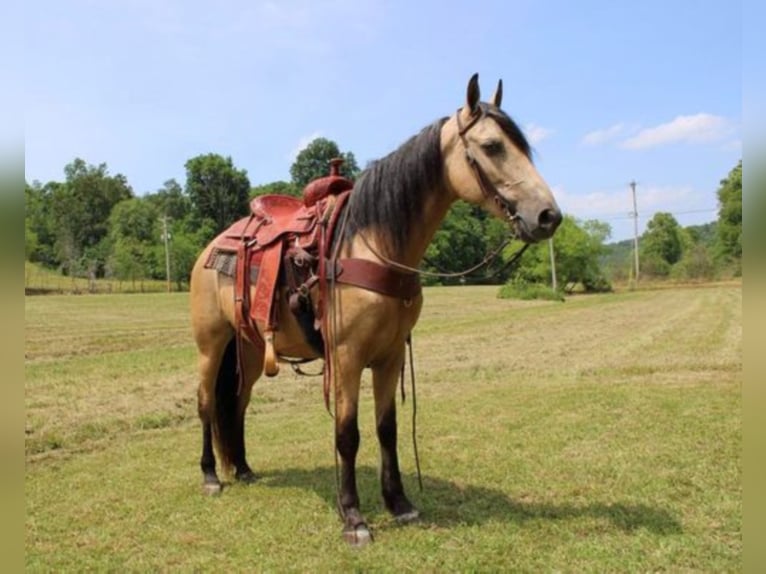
197;341;228;495
229;337;262;483
198;335;262;494
372;349;419;522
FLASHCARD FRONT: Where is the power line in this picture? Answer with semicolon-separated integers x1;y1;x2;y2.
572;207;718;222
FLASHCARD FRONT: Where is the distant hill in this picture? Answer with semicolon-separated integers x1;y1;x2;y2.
684;221;717;249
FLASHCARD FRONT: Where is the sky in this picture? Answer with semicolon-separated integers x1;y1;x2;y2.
24;0;742;242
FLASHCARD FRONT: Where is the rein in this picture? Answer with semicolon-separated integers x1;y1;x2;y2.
357;231;528;280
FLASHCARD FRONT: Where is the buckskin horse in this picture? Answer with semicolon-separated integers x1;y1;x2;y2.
189;74;562;545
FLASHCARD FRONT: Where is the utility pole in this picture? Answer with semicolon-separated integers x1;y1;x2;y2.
630;180;640;284
548;238;557;291
161;215;171;293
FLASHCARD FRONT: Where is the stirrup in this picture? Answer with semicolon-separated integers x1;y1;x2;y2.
263;331;280;377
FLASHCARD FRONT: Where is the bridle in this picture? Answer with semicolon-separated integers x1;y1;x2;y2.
455;106;529;238
352;106;533;279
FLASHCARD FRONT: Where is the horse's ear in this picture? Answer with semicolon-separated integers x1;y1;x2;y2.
490;79;503;108
466;73;480;114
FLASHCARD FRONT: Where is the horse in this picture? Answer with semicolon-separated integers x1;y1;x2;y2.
189;74;562;545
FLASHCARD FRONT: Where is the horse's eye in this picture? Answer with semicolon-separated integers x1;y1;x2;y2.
481;140;504;156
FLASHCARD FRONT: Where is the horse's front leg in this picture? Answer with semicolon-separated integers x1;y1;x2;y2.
372;348;419;522
334;360;371;545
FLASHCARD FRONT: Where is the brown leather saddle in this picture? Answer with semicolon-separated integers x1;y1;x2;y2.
205;159;421;378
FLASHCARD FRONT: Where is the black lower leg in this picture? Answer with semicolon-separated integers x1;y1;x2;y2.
200;422;219;485
233;417;256;482
336;414;362;522
377;404;415;516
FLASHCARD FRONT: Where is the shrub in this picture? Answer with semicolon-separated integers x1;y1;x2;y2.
497;279;565;301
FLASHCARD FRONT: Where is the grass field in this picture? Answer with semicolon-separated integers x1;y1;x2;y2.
25;284;742;572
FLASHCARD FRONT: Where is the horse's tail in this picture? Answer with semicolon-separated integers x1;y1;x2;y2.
212;337;243;474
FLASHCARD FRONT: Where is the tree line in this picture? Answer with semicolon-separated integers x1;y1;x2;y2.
25;137;741;292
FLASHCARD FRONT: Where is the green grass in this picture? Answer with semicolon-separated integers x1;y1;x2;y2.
25;284;742;572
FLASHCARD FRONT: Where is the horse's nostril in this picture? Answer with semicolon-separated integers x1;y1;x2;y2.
538;208;562;230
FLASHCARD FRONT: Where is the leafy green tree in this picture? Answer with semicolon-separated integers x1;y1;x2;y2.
185;154;250;235
289;138;359;187
424;203;487;280
50;159;133;275
106;198;161;283
251;180;302;198
145;179;191;221
715;160;742;265
163;219;214;289
672;243;716;280
640;212;683;277
25;218;38;260
516;216;611;292
25;181;59;265
109;198;160;243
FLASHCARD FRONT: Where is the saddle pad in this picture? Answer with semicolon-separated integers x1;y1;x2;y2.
204;247;265;281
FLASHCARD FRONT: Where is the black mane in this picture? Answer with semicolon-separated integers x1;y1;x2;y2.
344;106;530;256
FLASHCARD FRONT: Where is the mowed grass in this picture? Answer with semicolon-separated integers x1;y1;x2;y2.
25;284;742;572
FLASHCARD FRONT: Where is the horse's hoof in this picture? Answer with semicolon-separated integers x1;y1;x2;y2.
202;482;223;496
342;523;373;547
395;509;420;524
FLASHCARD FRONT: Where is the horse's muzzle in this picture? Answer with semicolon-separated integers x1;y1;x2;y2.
513;205;562;242
537;206;562;238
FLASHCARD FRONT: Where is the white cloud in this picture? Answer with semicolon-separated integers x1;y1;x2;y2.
581;123;625;146
524;123;553;145
289;131;322;160
620;113;732;150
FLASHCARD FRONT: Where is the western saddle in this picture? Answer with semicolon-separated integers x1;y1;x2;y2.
204;159;421;386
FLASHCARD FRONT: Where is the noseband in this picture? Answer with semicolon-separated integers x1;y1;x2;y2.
455;108;522;228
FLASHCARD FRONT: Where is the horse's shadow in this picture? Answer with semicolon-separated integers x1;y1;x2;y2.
256;465;682;535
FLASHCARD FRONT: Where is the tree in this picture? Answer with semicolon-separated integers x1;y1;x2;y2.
50;159;133;276
145;179;191;221
672;243;716;280
289;138;360;188
106;198;161;285
25;218;38;260
25;181;58;265
516;216;612;292
715;160;742;266
421;203;512;283
640;212;683;277
163;220;214;289
251;180;301;198
185;154;251;235
424;203;487;279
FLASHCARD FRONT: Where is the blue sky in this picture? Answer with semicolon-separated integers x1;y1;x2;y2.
25;0;741;241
